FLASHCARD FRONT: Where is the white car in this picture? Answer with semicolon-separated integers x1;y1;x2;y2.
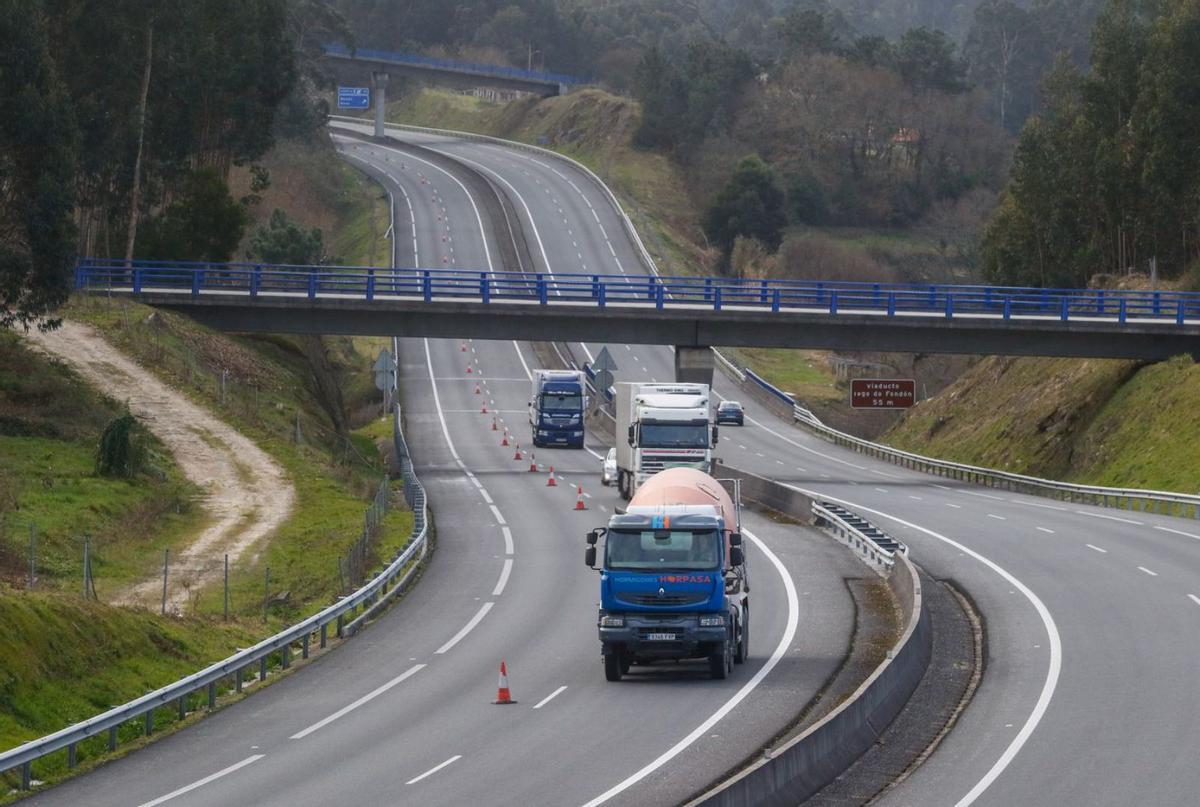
601;447;617;486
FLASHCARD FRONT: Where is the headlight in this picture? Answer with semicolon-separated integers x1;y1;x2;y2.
698;615;725;627
599;615;624;628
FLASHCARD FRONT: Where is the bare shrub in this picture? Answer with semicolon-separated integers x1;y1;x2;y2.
775;232;897;283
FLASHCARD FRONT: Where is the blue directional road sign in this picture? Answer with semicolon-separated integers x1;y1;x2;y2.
337;87;370;109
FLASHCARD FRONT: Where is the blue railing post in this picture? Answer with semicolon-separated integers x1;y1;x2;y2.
191;270;202;296
598;281;606;308
772;288;781;313
366;269;375;301
307;271;317;299
714;286;722;311
537;274;548;305
481;273;490;304
1153;292;1161;316
928;286;937;308
1003;296;1012;320
251;266;261;298
1177;299;1186;325
656;283;665;309
591;275;599;300
829;291;838;315
1119;298;1127;323
646;277;655;301
945;293;954;319
704;277;713;303
984;287;993;307
816;282;824;306
1060;297;1069;321
887;292;896;317
1096;289;1105;315
760;279;769;305
873;283;881;307
423;271;432;302
132;268;142;294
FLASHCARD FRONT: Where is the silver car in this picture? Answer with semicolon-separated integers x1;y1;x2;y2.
601;447;617;486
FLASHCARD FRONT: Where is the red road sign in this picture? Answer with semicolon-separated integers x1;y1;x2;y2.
851;379;916;409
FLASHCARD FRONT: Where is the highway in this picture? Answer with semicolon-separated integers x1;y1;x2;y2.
25;121;1200;807
333;121;1200;806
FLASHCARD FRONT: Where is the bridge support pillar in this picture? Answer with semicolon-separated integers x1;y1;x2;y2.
674;346;714;386
372;71;389;137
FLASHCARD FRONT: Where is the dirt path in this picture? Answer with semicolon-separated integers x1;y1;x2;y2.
25;321;295;612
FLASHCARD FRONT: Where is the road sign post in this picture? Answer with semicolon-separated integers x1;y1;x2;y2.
850;379;916;409
337;87;370;109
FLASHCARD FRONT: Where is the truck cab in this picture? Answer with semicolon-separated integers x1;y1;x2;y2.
529;369;587;448
615;383;718;500
586;468;749;681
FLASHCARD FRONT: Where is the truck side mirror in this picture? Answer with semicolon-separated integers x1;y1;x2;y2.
627;424;636;445
711;425;719;447
586;528;604;545
729;532;742;547
729;546;744;567
585;545;597;568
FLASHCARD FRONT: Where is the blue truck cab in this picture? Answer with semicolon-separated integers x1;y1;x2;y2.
585;469;749;681
530;369;587;448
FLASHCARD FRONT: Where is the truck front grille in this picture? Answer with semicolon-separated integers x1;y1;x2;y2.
618;593;709;607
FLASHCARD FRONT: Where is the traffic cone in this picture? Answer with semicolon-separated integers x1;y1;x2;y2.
575;486;587;510
529;453;538;472
493;660;516;705
492;417;498;431
501;431;510;447
547;467;557;487
461;343;467;352
481;402;488;414
513;444;523;461
466;364;473;374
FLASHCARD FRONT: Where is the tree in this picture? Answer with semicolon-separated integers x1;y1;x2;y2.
703;155;787;266
896;27;967;93
965;0;1044;131
136;170;250;262
248;209;326;265
0;2;78;330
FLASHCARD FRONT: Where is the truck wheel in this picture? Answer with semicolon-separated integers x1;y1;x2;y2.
734;616;749;664
604;651;624;682
620;656;632;675
708;641;730;680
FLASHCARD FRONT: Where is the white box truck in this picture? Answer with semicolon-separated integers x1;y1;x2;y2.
614;382;717;500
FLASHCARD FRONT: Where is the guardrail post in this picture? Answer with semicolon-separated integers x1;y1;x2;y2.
760;279;769;305
337;613;344;638
1003;296;1012;319
282;644;291;670
320;622;328;648
178;695;186;721
366;269;375;301
22;761;30;790
108;726;118;751
259;657;268;682
945;293;954;319
1119;299;1127;323
598;281;606;308
423;271;432;302
236;667;243;693
537;274;548;305
307;271;317;299
303;633;310;659
704;277;713;303
829;292;838;314
1153;291;1161;316
1097;289;1105;315
191;270;202;296
656;283;665;309
887;292;896;317
481;273;490;303
1177;299;1185;325
145;709;153;736
251;265;261;297
208;682;217;708
68;742;76;769
1060;297;1069;321
772;288;781;313
133;268;142;294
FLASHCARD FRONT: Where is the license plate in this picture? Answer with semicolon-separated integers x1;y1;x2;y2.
646;632;675;641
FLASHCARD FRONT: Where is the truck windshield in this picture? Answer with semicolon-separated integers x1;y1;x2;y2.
640;422;709;448
540;392;582;412
606;529;722;571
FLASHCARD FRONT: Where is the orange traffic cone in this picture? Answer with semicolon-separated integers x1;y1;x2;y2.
528;453;538;472
461;343;467;352
547;467;557;487
575;486;587;510
474;384;481;394
501;431;510;447
466;364;473;374
493;660;516;705
513;444;523;461
481;403;488;414
492;417;498;431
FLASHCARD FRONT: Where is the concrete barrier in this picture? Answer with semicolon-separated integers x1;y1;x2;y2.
690;467;933;807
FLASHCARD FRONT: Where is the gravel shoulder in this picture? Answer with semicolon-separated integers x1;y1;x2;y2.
24;320;295;611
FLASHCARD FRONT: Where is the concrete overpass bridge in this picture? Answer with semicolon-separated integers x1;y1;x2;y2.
76;260;1200;385
322;44;587;136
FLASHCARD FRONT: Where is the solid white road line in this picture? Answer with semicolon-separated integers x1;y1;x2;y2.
1074;510;1143;525
581;526;799;807
406;755;462;785
777;482;1062;807
533;685;568;710
1154;525;1200;541
136;755;266;807
435;603;494;654
502;526;515;555
1137;566;1158;577
290;666;426;739
489;504;507;525
1086;544;1108;554
478;488;494;504
493;558;514;596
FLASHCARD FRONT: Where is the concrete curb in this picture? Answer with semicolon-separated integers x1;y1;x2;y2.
692;466;933;807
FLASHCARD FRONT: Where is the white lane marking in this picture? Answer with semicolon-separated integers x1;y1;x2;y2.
1037;527;1055;534
1188;594;1200;606
489;504;507;525
493;558;514;596
960;490;1006;501
581;526;798;807
933;484;954;491
502;526;514;555
424;340;464;468
1073;510;1143;525
945;503;962;509
436;603;494;654
777;482;1061;807
291;666;425;739
1137;566;1158;577
874;487;889;493
136;755;266;807
909;496;923;501
988;514;1007;521
533;685;568;710
1086;544;1108;554
1155;525;1200;541
872;469;902;479
512;340;533;379
406;755;462;785
740;411;868;471
479;488;494;504
1011;500;1068;512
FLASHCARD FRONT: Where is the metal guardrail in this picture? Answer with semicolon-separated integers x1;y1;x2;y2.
813;501;907;572
0;393;429;791
737;367;1200;519
323;42;588;86
73;260;1200;326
